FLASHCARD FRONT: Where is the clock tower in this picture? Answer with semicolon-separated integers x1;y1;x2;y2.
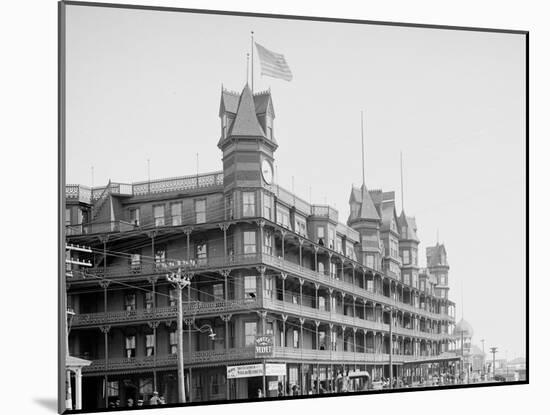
218;84;277;219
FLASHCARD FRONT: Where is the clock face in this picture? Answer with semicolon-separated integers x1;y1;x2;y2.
261;159;273;184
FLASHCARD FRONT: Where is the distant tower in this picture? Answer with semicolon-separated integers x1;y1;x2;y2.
218;84;277;220
426;242;450;300
398;212;420;288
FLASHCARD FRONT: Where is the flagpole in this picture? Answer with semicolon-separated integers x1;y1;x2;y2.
251;31;254;92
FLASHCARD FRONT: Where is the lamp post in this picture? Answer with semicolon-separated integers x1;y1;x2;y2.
384;306;393;389
490;347;498;381
166;265;192;404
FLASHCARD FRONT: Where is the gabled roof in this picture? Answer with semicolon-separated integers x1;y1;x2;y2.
349;184;380;222
219;89;241;116
253;91;275;118
228;84;266;138
426;243;448;267
398;211;420;241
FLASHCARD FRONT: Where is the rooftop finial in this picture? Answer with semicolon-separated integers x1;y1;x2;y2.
361;110;366;191
400;151;404;213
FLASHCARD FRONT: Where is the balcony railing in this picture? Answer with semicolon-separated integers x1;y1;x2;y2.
311;205;339;222
68;252;453;325
66;220;136;236
81;346;456;374
66;184;92;204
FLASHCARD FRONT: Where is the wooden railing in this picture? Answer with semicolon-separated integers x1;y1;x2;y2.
66;184;92;204
68;252;453;327
82;348;457;374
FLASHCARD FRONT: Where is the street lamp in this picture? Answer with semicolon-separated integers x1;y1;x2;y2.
166;264;192;404
384;305;393;389
490;347;498;381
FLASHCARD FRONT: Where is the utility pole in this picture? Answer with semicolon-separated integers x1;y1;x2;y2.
65;244;92;411
490;347;498;380
481;339;485;378
387;306;393;389
166;265;192;403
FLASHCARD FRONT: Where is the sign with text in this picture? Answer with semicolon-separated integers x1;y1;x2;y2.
227;364;264;379
255;335;274;358
265;363;286;376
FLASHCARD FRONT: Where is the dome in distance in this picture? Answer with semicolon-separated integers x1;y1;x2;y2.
453;318;474;338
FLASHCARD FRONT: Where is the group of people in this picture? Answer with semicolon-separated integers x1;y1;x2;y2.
109;391;167;408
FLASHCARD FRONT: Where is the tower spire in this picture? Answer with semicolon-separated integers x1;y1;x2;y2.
400;151;404;212
361;110;365;189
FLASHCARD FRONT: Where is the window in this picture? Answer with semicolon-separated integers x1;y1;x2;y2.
145;292;154;310
319;296;326;311
366;254;375;269
213;283;224;300
171;203;182;226
412;249;418;265
403;250;410;265
125;293;136;311
266;321;274;336
155;248;166;268
318;262;325;275
390;238;399;258
330;330;337;351
330;262;337;279
263;194;272;220
153;205;165;226
125;335;136;358
244;276;257;300
243;192;256;217
317;226;325;245
319;331;326;350
329;229;335;250
293;329;299;348
169;288;181;308
276;206;290;228
65;208;71;226
196;242;207;266
295;217;307;237
336;238;342;254
195;199;206;224
263;231;273;255
146;333;155;356
244;231;256;254
169;330;177;354
289;367;298;385
130;208;140;226
244;321;257;346
139;378;153;401
130;253;141;271
107;381;119;397
264;276;273;298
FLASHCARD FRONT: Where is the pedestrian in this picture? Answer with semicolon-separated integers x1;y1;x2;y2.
257;388;263;398
137;399;144;407
292;384;299;396
149;391;160;405
159;395;166;405
277;382;284;397
127;398;134;407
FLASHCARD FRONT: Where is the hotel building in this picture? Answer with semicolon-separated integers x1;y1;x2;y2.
65;83;459;410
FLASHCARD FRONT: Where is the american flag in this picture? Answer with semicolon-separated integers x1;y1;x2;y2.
255;42;293;82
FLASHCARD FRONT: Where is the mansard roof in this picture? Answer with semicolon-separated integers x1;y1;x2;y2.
426;243;448;267
349;184;380;222
228;84;266;138
219;87;275;118
398;211;420;241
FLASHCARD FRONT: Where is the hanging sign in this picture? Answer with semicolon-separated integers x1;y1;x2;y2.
255;335;274;358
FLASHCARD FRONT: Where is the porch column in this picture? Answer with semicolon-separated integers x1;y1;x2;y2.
314;246;319;272
184;227;192;262
281;229;286;261
314;283;320;310
281;273;287;304
282;314;287;347
299;238;303;267
99;325;110;409
299;279;304;308
75;368;82;410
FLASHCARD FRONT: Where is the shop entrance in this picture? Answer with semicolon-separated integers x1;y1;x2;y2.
247;376;263;398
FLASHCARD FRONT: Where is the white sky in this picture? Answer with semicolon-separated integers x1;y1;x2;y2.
65;5;526;359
